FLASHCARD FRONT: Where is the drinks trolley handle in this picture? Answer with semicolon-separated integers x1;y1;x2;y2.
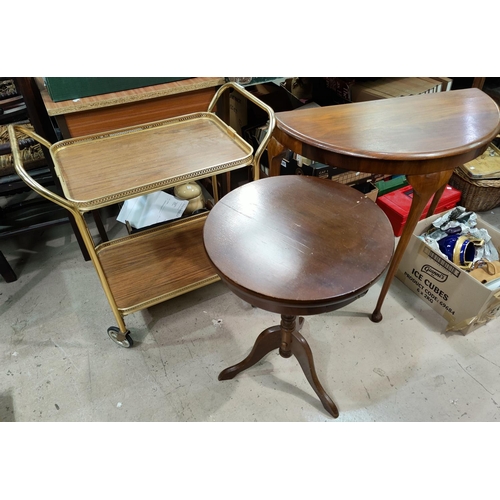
208;82;276;182
7;124;133;348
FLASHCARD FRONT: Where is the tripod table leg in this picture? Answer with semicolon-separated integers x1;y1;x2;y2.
218;325;281;381
291;329;339;418
219;316;339;418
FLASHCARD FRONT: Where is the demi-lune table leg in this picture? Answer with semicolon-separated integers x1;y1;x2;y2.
371;170;454;322
267;136;287;177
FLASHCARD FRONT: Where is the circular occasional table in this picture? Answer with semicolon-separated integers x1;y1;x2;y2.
203;175;395;418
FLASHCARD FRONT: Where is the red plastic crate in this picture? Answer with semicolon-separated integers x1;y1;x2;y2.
376;184;461;237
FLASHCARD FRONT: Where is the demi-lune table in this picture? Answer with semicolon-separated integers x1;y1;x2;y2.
267;88;500;322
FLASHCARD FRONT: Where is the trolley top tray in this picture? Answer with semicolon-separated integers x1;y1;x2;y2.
50;112;253;210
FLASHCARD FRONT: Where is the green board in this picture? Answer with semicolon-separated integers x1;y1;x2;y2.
45;77;191;102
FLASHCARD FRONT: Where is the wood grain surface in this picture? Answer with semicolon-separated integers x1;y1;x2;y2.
51;114;252;208
204;175;394;315
272;88;500;176
97;215;218;312
40;77;225;116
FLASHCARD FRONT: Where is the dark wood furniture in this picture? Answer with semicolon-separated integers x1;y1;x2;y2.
203;175;395;418
267;88;500;322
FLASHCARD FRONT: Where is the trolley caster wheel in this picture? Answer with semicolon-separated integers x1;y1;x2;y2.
107;326;134;348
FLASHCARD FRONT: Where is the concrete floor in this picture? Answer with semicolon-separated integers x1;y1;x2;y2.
2;203;500;422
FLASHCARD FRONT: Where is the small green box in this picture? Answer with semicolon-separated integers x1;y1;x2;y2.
44;77;190;102
375;175;408;197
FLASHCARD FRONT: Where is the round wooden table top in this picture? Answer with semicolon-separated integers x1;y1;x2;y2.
203;175;395;315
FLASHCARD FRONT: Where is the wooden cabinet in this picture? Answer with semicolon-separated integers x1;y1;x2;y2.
39;77;226;138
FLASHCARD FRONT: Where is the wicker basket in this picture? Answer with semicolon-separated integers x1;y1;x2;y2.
449;166;500;212
0;124;45;176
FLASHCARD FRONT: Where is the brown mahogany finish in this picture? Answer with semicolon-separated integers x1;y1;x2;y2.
203;175;395;417
267;88;500;321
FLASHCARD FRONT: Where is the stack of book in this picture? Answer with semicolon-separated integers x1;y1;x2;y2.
327;77;453;103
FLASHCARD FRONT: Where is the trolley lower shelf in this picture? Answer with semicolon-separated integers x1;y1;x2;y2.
96;214;219;315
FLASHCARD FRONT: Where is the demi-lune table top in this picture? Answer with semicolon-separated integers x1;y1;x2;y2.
272;88;500;175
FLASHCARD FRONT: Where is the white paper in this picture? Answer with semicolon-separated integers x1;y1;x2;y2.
117;191;188;229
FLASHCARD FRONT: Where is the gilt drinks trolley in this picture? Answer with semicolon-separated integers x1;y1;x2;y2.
9;82;275;347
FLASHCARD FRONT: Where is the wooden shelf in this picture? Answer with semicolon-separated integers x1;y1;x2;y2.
96;214;219;314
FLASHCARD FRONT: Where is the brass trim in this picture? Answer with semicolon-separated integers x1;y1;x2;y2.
208;82;276;181
95;211;209;252
50;112;254;210
119;276;221;316
8;124;127;333
68;159;250;211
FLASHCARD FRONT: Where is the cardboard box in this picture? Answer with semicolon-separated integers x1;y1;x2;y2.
353;181;379;202
396;211;500;334
229;91;248;136
377;184;461;237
